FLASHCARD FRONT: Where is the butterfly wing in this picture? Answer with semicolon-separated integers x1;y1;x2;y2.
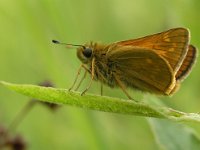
175;45;197;82
116;28;189;74
107;46;176;95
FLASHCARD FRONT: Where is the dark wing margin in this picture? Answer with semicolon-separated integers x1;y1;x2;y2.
176;45;197;82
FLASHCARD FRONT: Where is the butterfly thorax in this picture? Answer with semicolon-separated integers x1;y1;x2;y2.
77;42;117;87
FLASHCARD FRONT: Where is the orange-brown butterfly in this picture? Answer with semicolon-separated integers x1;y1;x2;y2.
52;28;197;100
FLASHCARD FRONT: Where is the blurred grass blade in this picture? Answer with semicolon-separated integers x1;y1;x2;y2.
1;81;200;123
149;119;200;150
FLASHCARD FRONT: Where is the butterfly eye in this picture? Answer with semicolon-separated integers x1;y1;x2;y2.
83;48;92;58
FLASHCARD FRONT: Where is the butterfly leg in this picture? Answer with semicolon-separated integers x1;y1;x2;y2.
75;69;87;91
114;75;136;101
81;58;95;95
68;64;83;91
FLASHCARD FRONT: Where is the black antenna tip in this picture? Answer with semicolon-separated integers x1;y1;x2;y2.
52;40;60;44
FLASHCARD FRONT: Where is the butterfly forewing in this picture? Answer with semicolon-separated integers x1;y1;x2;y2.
108;46;175;94
116;28;189;73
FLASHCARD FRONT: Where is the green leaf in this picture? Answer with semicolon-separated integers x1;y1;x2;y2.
149;119;200;150
1;81;200;123
145;96;200;150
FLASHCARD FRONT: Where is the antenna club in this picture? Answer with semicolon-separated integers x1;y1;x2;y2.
52;40;60;44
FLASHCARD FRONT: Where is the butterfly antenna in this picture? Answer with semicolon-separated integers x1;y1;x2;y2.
52;40;85;49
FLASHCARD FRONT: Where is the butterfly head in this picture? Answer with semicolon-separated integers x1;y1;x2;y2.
77;43;93;64
52;40;94;64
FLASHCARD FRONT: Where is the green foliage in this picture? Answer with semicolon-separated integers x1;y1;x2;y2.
149;119;200;150
0;0;200;149
2;81;200;150
1;81;200;123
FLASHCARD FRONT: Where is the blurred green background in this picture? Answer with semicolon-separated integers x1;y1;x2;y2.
0;0;200;150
